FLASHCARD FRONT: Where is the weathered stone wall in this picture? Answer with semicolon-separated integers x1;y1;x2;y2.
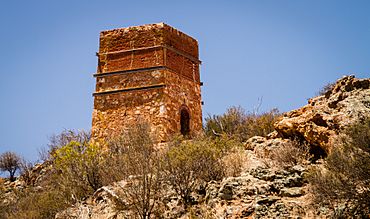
98;23;198;60
166;49;200;82
95;69;165;93
92;23;202;142
98;48;165;73
162;69;202;136
92;69;167;141
91;88;167;141
162;24;199;58
99;24;165;54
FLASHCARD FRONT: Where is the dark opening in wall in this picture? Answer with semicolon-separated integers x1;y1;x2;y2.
180;107;190;136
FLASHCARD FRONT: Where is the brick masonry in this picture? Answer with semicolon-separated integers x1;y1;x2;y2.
91;23;202;142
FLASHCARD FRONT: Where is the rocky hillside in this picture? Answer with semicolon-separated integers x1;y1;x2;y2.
53;76;370;218
56;153;311;219
1;75;369;219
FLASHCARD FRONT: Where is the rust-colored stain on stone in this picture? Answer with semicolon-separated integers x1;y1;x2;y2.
92;23;203;142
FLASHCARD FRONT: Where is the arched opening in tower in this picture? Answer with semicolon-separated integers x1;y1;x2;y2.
180;108;190;136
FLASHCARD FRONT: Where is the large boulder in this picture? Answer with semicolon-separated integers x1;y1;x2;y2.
275;76;370;153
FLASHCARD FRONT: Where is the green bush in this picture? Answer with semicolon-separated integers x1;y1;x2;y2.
40;129;91;162
163;136;242;206
52;140;104;202
204;106;280;142
308;117;370;217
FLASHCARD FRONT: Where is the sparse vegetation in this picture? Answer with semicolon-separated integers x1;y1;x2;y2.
18;159;35;186
163;137;221;206
0;188;68;219
0;119;247;218
316;81;336;96
2;104;369;218
308;117;370;217
52;140;104;201
222;146;246;177
163;135;243;206
39;129;91;162
204;106;281;142
0;130;100;218
108;122;164;219
267;139;312;169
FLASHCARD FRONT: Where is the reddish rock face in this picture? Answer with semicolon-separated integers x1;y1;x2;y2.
92;23;203;142
274;76;370;153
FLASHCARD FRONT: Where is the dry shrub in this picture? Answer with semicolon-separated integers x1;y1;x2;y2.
0;187;7;219
316;81;335;97
72;121;165;218
308;117;370;217
222;147;246;177
205;106;246;139
163;136;227;206
108;122;163;219
0;130;101;219
188;204;217;219
0;188;68;219
210;134;244;154
267;139;312;168
19;159;35;186
163;135;244;208
32;122;165;219
205;106;281;142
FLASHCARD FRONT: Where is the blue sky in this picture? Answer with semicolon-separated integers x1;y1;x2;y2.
0;0;369;161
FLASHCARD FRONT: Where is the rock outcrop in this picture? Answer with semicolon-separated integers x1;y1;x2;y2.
275;75;370;153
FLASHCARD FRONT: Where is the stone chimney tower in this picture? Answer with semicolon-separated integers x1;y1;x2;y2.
92;23;202;142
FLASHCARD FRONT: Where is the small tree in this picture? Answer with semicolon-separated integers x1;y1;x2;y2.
0;151;21;182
